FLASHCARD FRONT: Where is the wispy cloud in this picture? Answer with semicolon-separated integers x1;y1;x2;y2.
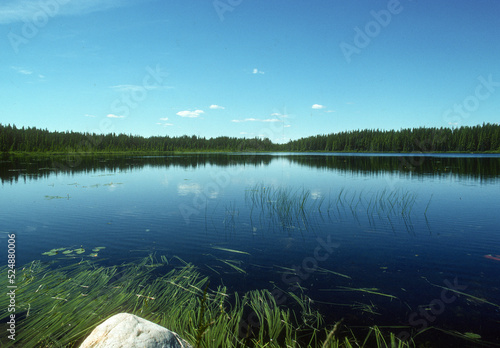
177;110;204;118
0;0;134;24
110;84;144;92
107;114;126;119
312;104;325;109
252;68;265;75
232;118;256;123
156;117;172;126
231;118;281;123
11;66;33;75
270;112;289;118
110;84;172;92
209;104;225;110
84;114;96;118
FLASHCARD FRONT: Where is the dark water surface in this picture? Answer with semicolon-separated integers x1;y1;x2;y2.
1;153;499;345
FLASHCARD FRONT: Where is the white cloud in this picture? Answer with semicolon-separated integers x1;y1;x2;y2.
231;118;256;123
312;104;325;109
159;117;169;121
270;112;290;119
84;114;96;118
176;110;204;118
284;125;291;128
107;114;126;119
325;110;336;113
232;118;281;123
252;68;265;75
209;104;225;110
11;66;32;75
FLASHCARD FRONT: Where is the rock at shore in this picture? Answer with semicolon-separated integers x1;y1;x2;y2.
79;313;192;348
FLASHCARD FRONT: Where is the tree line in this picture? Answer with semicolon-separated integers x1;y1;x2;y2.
286;123;500;152
0;124;275;153
0;122;499;153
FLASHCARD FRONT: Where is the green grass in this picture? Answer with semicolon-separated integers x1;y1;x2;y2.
0;256;420;348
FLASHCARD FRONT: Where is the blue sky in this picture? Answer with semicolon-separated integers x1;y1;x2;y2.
2;0;499;142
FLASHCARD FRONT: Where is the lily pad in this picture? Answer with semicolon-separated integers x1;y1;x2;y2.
92;247;106;252
74;248;85;254
463;332;481;339
42;247;67;256
52;248;67;252
89;253;98;257
44;195;66;200
62;250;73;254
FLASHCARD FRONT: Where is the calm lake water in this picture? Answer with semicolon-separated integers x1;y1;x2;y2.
1;153;500;345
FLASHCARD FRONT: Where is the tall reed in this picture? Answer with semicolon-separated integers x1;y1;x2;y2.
245;184;427;234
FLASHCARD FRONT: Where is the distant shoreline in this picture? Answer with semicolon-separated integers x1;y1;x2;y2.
3;149;500;157
1;123;499;154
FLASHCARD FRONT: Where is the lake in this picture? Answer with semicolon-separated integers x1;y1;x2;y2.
1;153;500;346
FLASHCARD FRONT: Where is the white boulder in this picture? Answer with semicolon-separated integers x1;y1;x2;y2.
79;313;192;348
